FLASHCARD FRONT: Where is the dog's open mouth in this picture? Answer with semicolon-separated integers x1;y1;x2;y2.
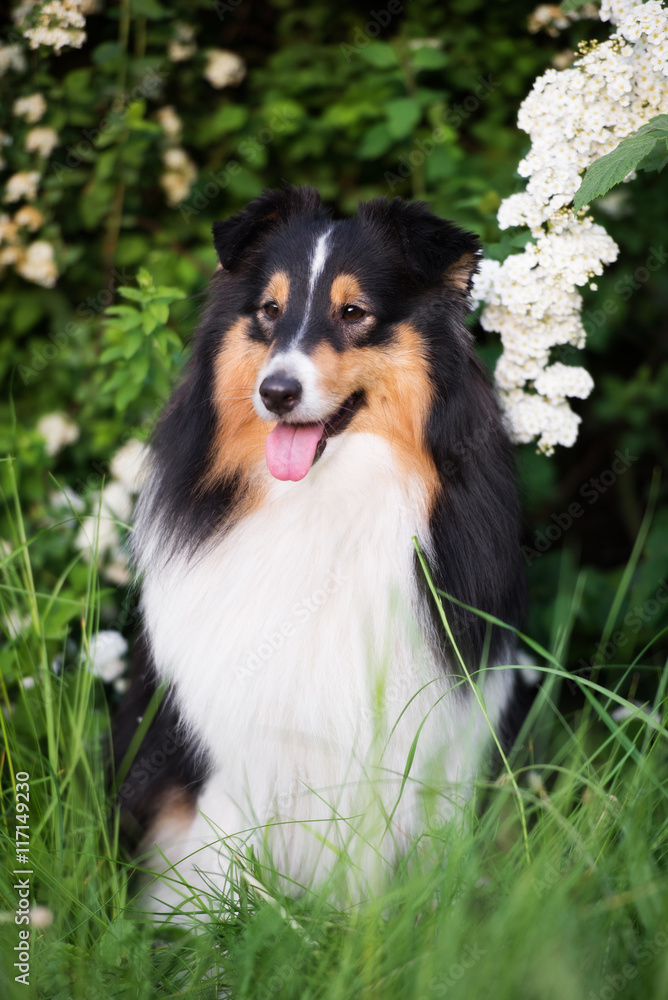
265;391;364;482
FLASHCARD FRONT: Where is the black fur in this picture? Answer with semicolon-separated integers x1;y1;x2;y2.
112;635;208;843
114;186;528;845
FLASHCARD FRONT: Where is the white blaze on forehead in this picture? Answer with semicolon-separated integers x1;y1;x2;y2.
293;225;334;344
309;228;332;290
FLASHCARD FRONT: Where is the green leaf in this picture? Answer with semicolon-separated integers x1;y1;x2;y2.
105;313;143;334
99;345;127;364
357;122;395;160
411;47;448;71
129;0;168;18
92;41;124;66
154;286;187;301
359;41;399;69
103;369;129;393
385;98;422;140
141;312;158;336
149;301;169;324
132;352;150;383
196;104;248;144
115;379;142;411
122;330;144;359
118;286;145;302
637;138;668;174
104;305;140;318
573;115;668;211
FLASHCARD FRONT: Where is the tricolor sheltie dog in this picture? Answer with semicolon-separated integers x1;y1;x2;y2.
114;185;528;919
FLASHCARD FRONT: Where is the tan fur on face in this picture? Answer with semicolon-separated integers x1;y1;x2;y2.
329;273;364;313
205;317;271;496
263;270;290;311
310;324;440;506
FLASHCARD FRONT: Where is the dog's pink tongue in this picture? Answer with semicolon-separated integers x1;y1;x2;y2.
265;422;324;481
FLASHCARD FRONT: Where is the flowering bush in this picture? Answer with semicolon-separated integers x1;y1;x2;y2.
473;0;668;454
0;0;666;679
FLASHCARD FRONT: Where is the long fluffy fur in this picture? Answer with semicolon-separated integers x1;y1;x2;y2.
114;186;528;918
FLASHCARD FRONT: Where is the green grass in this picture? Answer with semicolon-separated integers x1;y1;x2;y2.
1;468;667;1000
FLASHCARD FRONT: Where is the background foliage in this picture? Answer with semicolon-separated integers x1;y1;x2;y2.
0;1;667;996
1;0;666;673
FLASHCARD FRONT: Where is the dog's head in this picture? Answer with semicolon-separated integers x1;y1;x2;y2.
206;185;481;485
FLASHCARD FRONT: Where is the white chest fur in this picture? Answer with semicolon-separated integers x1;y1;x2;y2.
135;433;513;911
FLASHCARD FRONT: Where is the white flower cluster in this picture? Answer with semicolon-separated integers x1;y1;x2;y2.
160;145;197;208
204;49;246;89
85;630;128;683
3;93;61;284
168;22;197;62
22;0;94;53
25;125;59;157
37;411;79;455
0;43;27;76
13;93;47;123
472;0;668;454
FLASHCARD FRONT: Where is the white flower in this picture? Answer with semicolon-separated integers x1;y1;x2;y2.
75;479;133;564
49;484;85;513
36;412;79;455
475;0;668;454
23;0;88;52
0;43;27;76
86;630;127;682
16;240;58;287
28;906;54;929
168;22;196;62
104;552;131;586
0;214;20;243
14;205;44;231
75;513;118;558
110;439;148;493
204;49;246;89
160;147;197;207
4;171;40;203
2;610;31;639
25;126;59;157
12;93;47;123
99;480;133;521
156;105;182;140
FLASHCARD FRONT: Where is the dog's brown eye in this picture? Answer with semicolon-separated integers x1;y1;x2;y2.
263;301;279;319
342;304;365;322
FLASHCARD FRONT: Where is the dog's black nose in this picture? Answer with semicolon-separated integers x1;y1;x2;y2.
259;376;302;416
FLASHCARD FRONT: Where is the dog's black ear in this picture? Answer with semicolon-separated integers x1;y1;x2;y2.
358;197;481;295
213;186;328;270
